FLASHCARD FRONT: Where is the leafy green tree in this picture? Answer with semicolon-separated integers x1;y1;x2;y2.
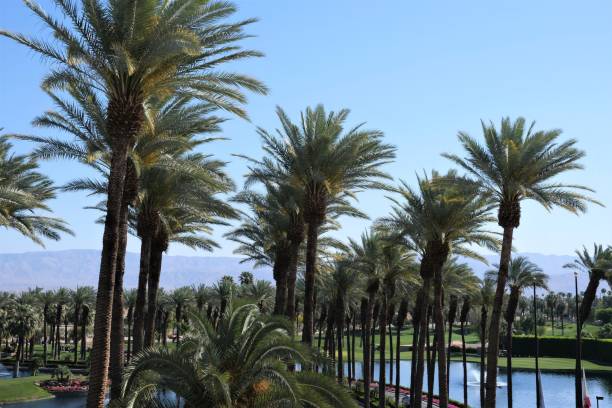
444;117;598;407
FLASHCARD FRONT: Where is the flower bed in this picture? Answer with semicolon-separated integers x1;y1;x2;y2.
39;379;89;395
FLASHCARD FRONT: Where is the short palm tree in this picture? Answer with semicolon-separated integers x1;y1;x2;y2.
70;286;96;363
2;2;266;404
245;105;396;344
486;256;548;408
36;290;56;366
169;287;194;346
8;301;38;378
112;303;357;408
443;117;598;407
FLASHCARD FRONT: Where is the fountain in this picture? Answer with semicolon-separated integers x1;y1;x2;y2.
467;369;507;388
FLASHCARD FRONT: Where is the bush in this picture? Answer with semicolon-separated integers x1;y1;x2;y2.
598;323;612;339
31;357;43;376
512;336;612;364
596;308;612;324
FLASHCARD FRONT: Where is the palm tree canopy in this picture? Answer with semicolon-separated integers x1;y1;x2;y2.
443;117;599;227
564;244;612;280
113;303;357;407
486;256;549;291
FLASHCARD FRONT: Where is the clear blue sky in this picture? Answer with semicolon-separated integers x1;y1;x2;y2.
0;0;611;257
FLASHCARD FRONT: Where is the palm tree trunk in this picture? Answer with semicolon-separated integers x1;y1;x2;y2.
285;240;301;324
346;314;352;385
378;295;388;408
413;279;431;408
485;225;514;408
144;239;164;347
433;264;449;408
336;294;345;382
427;311;436;408
133;234;152;354
364;291;375;408
54;304;62;359
273;250;289;316
395;322;402;407
126;306;133;362
109;194;130;401
13;336;22;378
371;302;380;379
176;304;182;345
388;316;393;388
43;305;48;367
410;317;420;408
86;130;133;408
73;304;80;363
352;312;356;384
461;321;468;408
302;221;320;344
580;275;602;330
480;305;488;408
504;289;520;408
80;307;88;361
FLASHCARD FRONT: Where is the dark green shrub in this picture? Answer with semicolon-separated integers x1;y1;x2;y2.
512;336;612;364
596;308;612;324
598;323;612;339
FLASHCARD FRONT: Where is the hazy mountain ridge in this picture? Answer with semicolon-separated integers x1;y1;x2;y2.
0;249;595;293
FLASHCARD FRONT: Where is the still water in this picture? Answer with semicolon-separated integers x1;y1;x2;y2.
2;361;612;407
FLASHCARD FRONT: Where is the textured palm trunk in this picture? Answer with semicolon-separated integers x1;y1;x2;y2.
109;194;130;401
351;312;356;383
480;305;488;408
13;336;22;378
175;304;182;345
346;314;352;384
446;296;457;391
413;278;431;408
378;295;388;408
43;305;48;366
505;289;520;408
363;291;375;408
86;108;135;408
126;306;133;362
273;249;289;316
73;304;80;363
395;322;402;407
80;307;88;361
145;239;164;347
371;302;380;379
302;221;320;344
433;263;449;408
410;292;423;408
335;294;345;382
580;274;602;330
485;225;514;407
284;240;301;322
54;304;62;359
461;321;468;408
427;311;436;408
132;234;152;354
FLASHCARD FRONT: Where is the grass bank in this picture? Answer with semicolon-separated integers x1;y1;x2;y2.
0;374;53;404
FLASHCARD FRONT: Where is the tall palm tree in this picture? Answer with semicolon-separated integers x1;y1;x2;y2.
112;303;357;407
0;137;71;244
8;301;38;378
124;289;137;363
564;244;612;329
170;287;193;345
486;256;548;408
36;290;56;367
443;117;598;407
3;2;266;405
245;105;396;344
71;286;96;363
476;277;496;408
379;171;499;408
53;288;70;360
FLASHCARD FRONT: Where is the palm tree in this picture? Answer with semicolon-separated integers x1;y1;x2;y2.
245;105;396;344
36;290;55;366
379;171;498;408
564;244;612;329
0;137;71;244
53;288;70;360
169;287;193;345
112;303;357;407
3;2;266;404
459;296;471;408
71;287;96;363
444;117;598;407
476;277;495;407
124;289;137;362
8;301;38;378
486;256;548;408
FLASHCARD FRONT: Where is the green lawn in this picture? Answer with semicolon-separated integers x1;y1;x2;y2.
455;356;612;373
0;375;53;404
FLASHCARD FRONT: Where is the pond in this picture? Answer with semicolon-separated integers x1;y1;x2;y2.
3;361;612;407
0;362;30;379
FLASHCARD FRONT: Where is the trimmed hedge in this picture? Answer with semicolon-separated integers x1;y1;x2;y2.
512;336;612;364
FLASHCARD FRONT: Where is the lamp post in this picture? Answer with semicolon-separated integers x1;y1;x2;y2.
575;271;583;408
534;283;541;408
596;396;604;408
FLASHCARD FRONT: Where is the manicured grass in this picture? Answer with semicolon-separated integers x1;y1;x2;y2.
0;374;53;404
454;355;612;373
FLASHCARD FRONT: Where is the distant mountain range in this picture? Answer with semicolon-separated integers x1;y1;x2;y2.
0;249;597;293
